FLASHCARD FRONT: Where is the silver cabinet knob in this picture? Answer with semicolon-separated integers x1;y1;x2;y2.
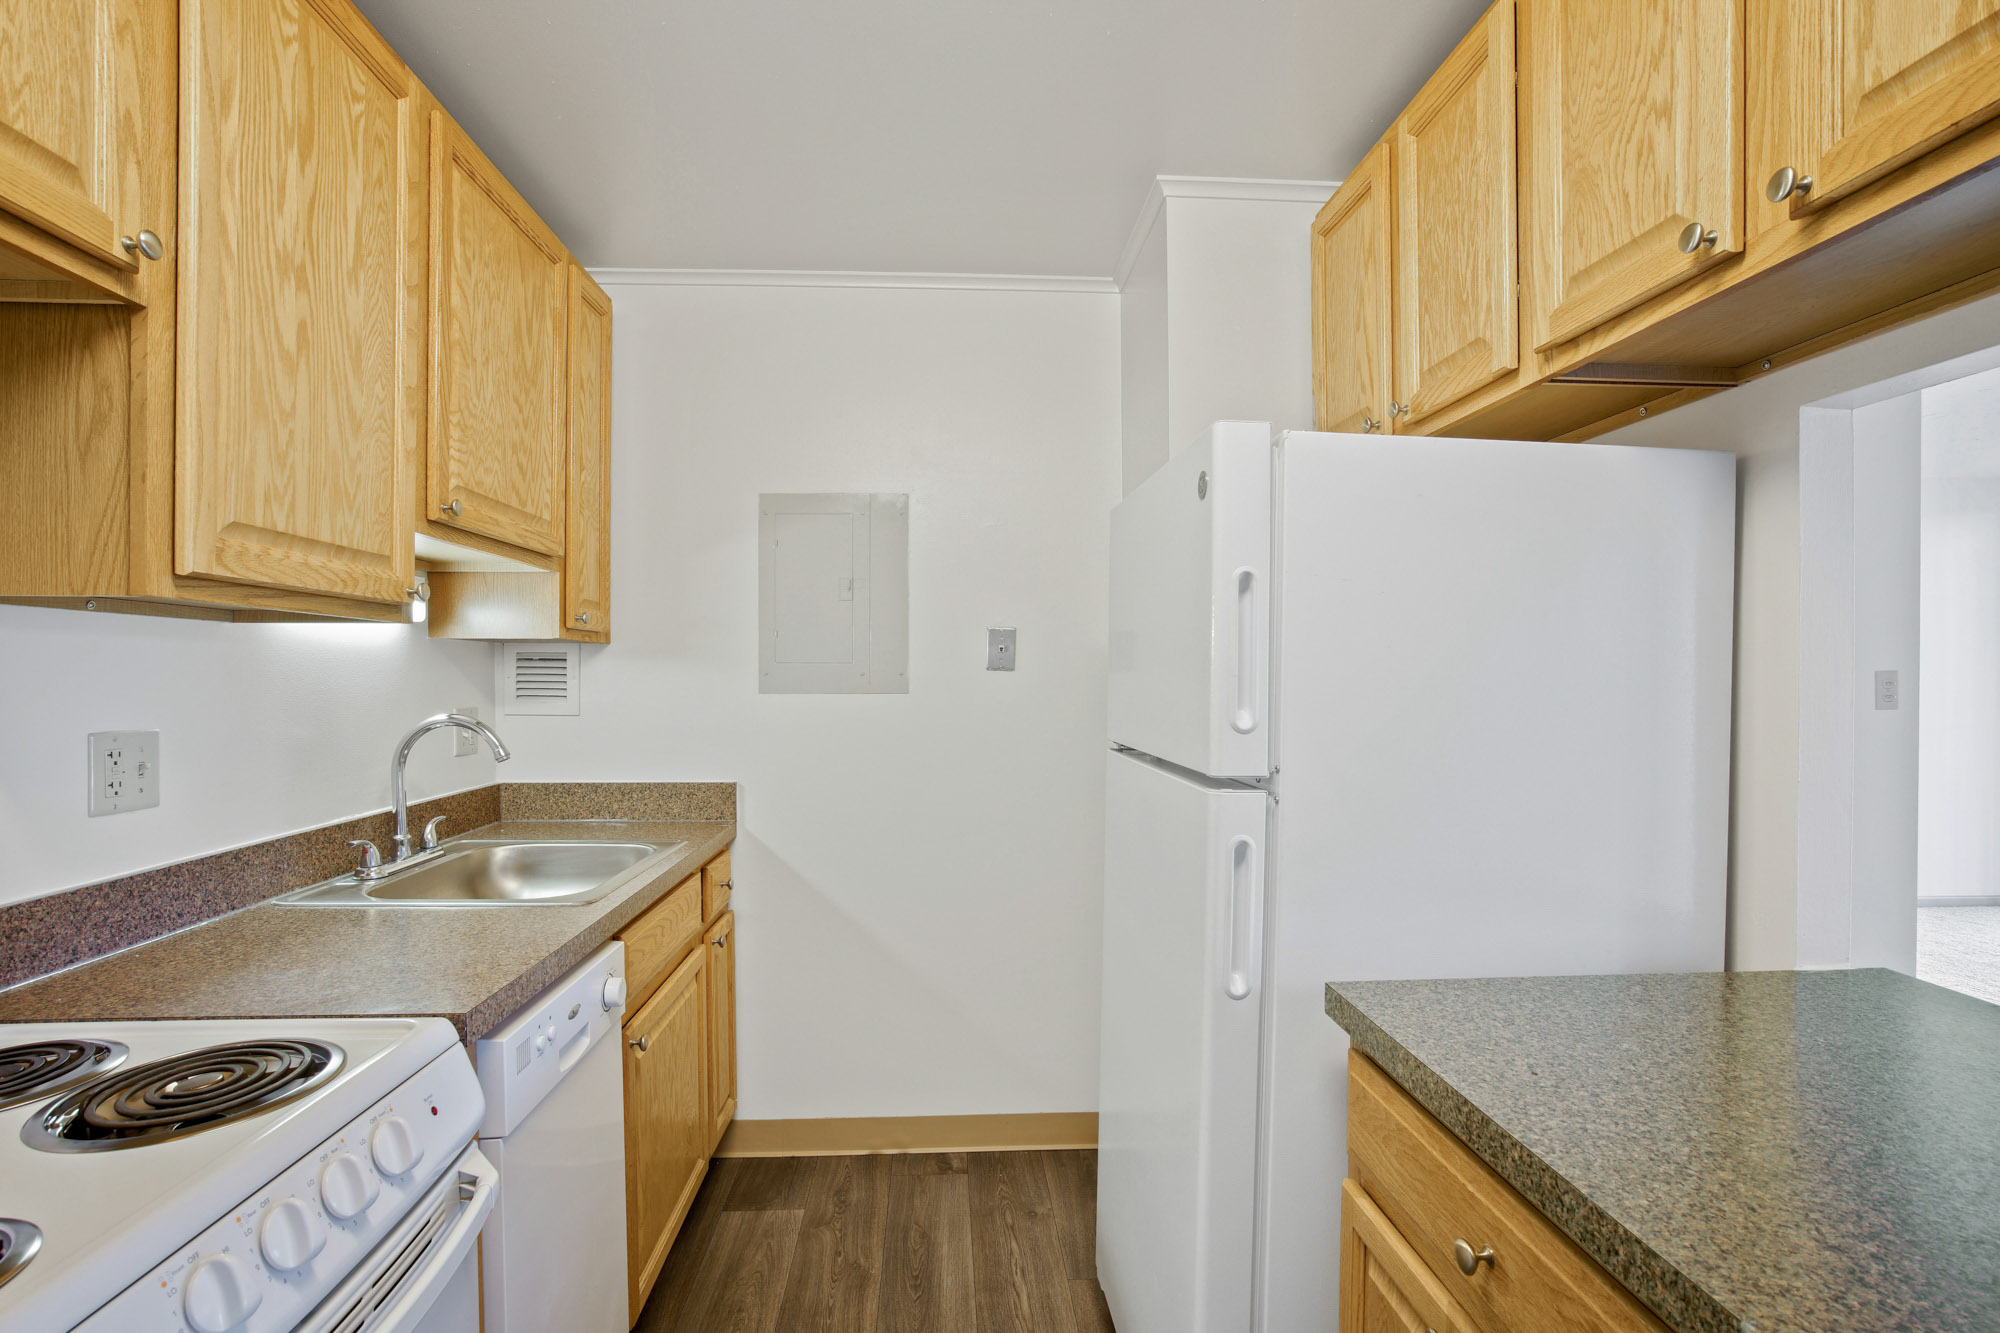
574;611;590;626
1360;415;1380;434
440;499;463;517
1766;166;1814;203
712;936;726;949
1388;401;1408;418
629;1034;649;1053
119;229;163;260
1453;1238;1496;1275
1678;222;1719;254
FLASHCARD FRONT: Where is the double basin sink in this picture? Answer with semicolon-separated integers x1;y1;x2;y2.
278;838;686;909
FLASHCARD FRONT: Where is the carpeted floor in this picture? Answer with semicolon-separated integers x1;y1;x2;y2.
1916;906;2000;1006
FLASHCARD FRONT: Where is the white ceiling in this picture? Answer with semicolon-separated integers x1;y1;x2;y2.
353;0;1490;277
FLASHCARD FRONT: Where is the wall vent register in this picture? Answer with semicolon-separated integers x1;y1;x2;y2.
497;641;582;716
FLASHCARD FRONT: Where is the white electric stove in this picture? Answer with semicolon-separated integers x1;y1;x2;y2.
0;1015;496;1333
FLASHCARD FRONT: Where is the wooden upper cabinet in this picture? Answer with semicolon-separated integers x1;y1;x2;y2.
1758;0;2000;224
1312;139;1394;434
174;0;417;604
1521;0;1743;351
428;111;567;557
1392;1;1518;427
563;263;611;639
0;0;143;272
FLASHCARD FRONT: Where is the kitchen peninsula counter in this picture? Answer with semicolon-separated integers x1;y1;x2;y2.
1327;968;2000;1333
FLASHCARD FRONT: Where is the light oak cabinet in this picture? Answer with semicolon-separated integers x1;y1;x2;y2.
1344;1053;1668;1333
0;0;146;277
1521;0;1743;351
426;110;568;559
1393;1;1519;426
1775;0;2000;217
174;0;418;605
563;263;613;640
703;910;736;1151
1311;139;1394;435
623;943;707;1322
617;844;737;1322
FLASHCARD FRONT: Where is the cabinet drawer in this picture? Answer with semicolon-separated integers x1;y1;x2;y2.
619;874;702;1008
1347;1052;1667;1333
702;847;732;920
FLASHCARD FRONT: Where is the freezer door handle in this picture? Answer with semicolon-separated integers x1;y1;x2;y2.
1224;833;1264;1000
1230;567;1263;735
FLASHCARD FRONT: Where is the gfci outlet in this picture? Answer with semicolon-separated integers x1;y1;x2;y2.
88;730;160;816
454;706;482;756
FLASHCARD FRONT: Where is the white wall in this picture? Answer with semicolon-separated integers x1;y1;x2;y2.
0;609;498;906
1598;290;2000;969
509;277;1121;1119
1919;369;2000;902
1116;179;1332;495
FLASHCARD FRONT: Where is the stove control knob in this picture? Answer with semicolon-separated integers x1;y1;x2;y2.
184;1252;263;1332
319;1152;380;1219
258;1197;326;1271
370;1115;424;1177
602;975;628;1012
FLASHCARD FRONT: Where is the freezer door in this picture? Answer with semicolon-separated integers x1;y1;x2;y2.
1097;749;1267;1333
1109;421;1272;779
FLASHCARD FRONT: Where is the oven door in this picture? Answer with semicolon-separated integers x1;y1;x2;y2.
295;1144;496;1333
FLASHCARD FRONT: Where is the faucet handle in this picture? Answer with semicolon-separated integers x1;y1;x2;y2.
347;839;383;871
422;816;448;851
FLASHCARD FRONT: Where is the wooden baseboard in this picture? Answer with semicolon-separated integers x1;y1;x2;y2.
713;1112;1097;1158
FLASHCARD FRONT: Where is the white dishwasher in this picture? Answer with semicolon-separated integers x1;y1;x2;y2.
474;941;630;1333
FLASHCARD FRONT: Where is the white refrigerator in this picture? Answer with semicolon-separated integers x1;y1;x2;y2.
1096;422;1735;1333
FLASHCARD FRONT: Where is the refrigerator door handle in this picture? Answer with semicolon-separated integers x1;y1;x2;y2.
1229;567;1263;735
1224;833;1264;1000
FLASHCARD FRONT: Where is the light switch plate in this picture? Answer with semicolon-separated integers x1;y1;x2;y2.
987;627;1017;671
88;730;159;816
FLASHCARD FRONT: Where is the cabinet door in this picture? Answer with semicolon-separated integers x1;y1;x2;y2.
1778;0;2000;214
174;0;417;603
0;0;143;271
428;111;567;557
1522;0;1743;350
1340;1179;1475;1333
625;944;708;1319
704;909;736;1151
1393;1;1518;426
1312;139;1394;435
562;263;611;638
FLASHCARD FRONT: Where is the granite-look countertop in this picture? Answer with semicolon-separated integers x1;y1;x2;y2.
0;819;733;1043
1327;969;2000;1333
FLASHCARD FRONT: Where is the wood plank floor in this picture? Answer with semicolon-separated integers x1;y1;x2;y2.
634;1151;1117;1333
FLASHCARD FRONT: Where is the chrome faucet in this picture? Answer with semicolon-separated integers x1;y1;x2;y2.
381;713;510;866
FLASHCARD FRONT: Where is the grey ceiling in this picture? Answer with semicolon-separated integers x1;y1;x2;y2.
354;0;1490;276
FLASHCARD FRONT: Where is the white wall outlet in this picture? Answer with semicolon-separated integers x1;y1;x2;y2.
1874;670;1900;711
88;730;159;816
454;706;482;755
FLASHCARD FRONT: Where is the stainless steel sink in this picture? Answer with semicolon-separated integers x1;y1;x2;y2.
277;838;685;908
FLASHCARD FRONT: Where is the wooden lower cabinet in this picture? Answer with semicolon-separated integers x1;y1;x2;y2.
704;910;737;1150
1344;1052;1668;1333
1342;1179;1476;1333
619;845;737;1322
624;944;708;1321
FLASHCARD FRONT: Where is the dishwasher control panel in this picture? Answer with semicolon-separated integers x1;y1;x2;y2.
473;940;625;1138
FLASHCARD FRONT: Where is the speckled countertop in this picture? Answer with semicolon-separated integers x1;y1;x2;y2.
1327;969;2000;1333
0;820;733;1044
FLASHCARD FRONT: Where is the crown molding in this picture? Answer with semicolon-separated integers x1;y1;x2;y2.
1113;175;1341;289
586;267;1117;294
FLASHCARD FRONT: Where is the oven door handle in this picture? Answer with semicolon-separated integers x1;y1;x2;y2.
299;1143;497;1333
